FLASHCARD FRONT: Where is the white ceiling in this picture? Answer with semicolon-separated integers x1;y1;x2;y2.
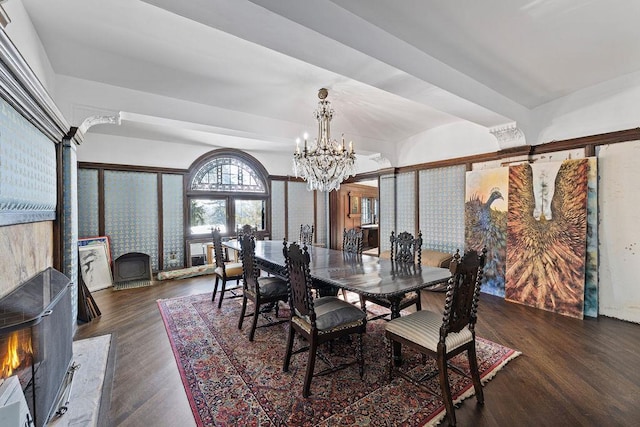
18;0;640;162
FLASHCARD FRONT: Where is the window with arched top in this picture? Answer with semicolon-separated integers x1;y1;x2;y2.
187;149;270;236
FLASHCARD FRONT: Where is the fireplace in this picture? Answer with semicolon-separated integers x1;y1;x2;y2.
0;268;73;427
113;252;152;284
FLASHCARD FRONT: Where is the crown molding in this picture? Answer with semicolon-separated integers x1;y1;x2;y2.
0;28;72;144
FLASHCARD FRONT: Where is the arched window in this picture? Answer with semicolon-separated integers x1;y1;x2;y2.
187;149;269;236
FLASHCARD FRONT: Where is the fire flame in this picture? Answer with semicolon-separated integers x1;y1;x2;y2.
1;331;33;378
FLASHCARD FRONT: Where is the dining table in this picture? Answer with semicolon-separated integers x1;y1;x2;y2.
224;239;452;364
223;239;451;319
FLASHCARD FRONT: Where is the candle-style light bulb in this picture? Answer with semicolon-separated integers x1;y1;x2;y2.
303;132;308;152
295;138;300;154
349;141;353;153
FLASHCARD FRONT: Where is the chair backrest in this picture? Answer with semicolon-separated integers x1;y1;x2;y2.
440;248;486;339
390;230;423;264
237;224;257;240
283;240;316;324
342;228;364;254
239;234;259;292
300;224;314;245
211;228;226;269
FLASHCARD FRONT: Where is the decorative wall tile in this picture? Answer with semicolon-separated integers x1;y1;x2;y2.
395;172;416;238
315;191;327;247
78;169;99;238
0;97;56;225
104;171;159;271
418;165;465;254
62;140;78;327
379;174;396;252
162;174;184;269
270;180;285;240
287;181;314;243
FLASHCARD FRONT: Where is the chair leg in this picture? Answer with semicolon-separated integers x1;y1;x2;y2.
468;343;484;405
359;295;366;311
415;291;422;312
217;279;226;308
249;300;260;342
283;326;295;372
437;354;456;426
212;276;220;302
356;332;364;379
238;296;248;329
386;337;394;381
303;339;318;398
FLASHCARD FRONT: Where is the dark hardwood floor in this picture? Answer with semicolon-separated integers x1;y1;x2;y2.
75;276;640;426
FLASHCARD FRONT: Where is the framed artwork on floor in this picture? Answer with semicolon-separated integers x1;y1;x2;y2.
78;236;112;264
79;243;113;292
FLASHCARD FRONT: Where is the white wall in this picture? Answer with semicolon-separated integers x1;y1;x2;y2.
597;140;640;323
532;71;640;144
3;0;56;94
396;121;499;167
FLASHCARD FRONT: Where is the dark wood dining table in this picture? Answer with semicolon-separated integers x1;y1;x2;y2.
223;239;451;320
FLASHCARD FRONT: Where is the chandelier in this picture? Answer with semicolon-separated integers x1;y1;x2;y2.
293;88;356;192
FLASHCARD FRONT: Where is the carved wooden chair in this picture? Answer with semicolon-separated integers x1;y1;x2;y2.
237;234;289;341
211;228;244;308
343;227;364;254
360;230;423;320
282;240;367;398
299;224;314;245
236;224;257;239
341;227;364;302
385;248;487;426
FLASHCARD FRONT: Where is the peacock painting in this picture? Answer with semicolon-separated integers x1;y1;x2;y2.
505;159;588;319
465;168;508;297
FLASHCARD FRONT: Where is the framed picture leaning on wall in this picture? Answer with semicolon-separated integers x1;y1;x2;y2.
79;243;113;292
78;236;112;265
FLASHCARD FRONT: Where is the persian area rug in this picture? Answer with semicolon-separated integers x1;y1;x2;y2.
158;293;520;427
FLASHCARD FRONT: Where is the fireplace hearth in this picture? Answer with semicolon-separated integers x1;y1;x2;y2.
0;268;73;427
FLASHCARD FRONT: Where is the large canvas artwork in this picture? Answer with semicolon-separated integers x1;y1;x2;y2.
465;168;508;297
505;159;589;319
584;158;598;317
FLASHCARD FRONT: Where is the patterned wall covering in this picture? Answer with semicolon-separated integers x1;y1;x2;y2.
0;97;56;225
315;191;327;247
162;174;184;269
104;171;159;271
419;165;466;254
395;172;416;238
287;181;314;243
379;174;396;252
270;180;285;240
77;168;99;238
62;140;79;327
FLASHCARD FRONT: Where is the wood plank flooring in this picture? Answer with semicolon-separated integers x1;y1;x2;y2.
75;276;640;426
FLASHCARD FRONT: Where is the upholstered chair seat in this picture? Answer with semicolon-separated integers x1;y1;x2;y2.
385;309;472;353
214;262;242;278
294;296;367;332
255;276;289;298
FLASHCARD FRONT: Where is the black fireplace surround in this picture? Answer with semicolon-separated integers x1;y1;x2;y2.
0;267;72;427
